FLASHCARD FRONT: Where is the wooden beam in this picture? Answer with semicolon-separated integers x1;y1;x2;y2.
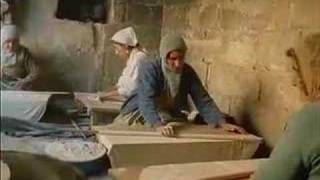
94;125;262;142
109;159;267;180
98;135;240;168
95;125;262;168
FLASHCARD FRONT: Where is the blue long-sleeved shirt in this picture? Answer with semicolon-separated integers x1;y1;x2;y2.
120;58;224;126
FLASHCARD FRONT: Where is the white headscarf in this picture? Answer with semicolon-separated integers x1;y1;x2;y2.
111;27;138;47
1;0;9;15
1;24;19;66
112;27;148;97
1;24;18;45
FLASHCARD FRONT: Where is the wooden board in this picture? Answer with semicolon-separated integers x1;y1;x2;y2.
75;92;123;126
109;159;267;180
75;92;123;113
94;125;262;142
98;135;241;168
95;125;262;168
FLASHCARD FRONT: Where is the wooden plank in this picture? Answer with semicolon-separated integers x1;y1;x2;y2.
95;125;262;167
109;159;267;180
2;91;72;95
87;101;122;113
97;129;262;162
98;135;242;168
75;92;123;113
94;125;262;142
75;93;123;126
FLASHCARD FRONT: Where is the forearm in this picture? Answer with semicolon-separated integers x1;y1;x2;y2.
190;81;223;125
187;67;223;125
22;70;38;82
24;53;40;83
197;96;224;126
107;86;118;91
138;98;161;126
99;90;120;101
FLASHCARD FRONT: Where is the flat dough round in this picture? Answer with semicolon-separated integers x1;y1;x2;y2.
45;140;106;163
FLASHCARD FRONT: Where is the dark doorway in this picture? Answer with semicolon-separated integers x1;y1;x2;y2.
56;0;107;23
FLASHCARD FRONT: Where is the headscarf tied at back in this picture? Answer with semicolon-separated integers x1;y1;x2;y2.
111;26;138;47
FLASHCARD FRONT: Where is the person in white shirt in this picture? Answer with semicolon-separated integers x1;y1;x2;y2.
99;27;147;101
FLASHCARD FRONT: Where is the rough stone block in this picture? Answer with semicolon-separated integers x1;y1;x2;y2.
210;63;259;98
127;3;162;25
220;35;258;68
161;3;190;35
185;39;224;64
271;0;291;31
255;31;299;73
187;1;220;39
220;8;247;31
290;0;320;29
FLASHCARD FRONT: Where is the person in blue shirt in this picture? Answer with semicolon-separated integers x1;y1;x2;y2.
114;34;245;136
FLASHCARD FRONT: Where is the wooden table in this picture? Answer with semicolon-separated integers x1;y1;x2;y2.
75;93;123;112
75;92;123;126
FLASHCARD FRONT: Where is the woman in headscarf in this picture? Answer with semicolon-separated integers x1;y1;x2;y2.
112;34;245;136
1;24;39;90
253;102;320;180
98;26;147;101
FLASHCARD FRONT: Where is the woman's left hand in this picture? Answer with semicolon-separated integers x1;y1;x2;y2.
15;80;32;90
219;123;247;134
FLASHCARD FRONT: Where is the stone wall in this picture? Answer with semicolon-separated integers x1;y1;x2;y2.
15;0;162;91
162;0;320;148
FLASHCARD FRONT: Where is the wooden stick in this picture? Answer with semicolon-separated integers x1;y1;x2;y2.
287;48;309;96
70;118;87;139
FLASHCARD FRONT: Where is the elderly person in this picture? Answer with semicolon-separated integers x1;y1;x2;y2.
252;102;320;180
1;0;13;25
99;26;147;101
114;34;245;136
1;25;39;90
